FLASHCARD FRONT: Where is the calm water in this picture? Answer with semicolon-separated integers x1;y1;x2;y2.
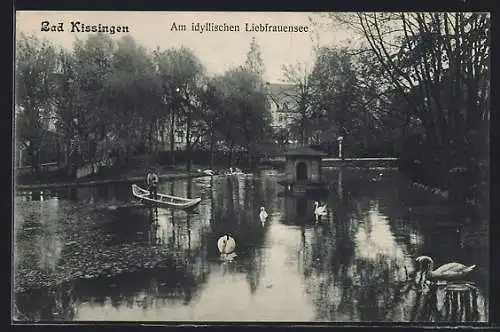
13;168;489;322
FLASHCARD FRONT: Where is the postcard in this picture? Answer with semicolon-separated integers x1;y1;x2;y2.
13;10;490;324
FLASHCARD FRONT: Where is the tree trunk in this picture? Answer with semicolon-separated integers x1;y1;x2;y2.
209;123;215;169
62;142;69;169
170;110;175;164
148;121;154;154
160;121;165;149
247;144;252;170
125;145;131;166
186;116;192;172
301;117;306;146
228;142;234;167
67;150;78;179
29;146;41;180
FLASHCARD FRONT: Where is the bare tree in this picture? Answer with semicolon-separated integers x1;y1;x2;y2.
280;62;315;146
329;12;490;148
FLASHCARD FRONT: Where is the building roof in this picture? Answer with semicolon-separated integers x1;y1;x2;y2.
266;83;297;106
266;82;296;94
283;146;327;157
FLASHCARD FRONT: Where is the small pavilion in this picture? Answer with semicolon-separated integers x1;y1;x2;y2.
278;146;328;194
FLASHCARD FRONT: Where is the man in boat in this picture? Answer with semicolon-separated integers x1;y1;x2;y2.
146;170;159;199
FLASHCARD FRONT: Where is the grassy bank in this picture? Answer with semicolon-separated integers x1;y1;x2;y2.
15;163;211;190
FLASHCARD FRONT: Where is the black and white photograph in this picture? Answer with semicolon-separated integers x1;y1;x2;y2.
13;11;490;323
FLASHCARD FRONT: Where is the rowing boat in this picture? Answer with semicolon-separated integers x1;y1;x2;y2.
131;184;202;210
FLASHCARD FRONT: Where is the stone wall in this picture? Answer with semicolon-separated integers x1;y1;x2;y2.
310;160;321;181
75;159;115;179
321;158;399;169
268;157;399;170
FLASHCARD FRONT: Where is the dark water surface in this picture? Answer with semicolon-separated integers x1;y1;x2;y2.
13;169;489;322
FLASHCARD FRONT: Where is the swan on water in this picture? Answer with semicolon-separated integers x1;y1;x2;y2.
203;169;215;176
217;235;236;255
313;201;328;221
415;255;476;287
259;207;268;225
226;167;244;175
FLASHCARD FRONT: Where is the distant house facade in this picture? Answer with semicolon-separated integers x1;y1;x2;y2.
158;109;206;152
266;83;299;131
159;83;302;152
14;104;64;167
172;122;193;151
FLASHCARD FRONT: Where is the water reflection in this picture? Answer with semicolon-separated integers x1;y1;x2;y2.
14;169;488;322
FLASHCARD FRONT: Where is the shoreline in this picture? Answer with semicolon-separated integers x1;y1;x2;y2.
15;171;209;191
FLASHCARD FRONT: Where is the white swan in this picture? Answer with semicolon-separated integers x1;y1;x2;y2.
226;167;244;176
415;255;476;287
203;169;215;176
313;201;328;221
259;207;268;225
217;235;236;255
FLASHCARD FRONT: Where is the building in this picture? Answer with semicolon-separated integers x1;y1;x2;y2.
265;83;299;131
14;104;64;167
157;109;207;153
162;83;301;152
277;146;329;195
169;118;206;151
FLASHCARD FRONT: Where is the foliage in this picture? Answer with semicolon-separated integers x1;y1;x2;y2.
311;12;490;200
244;37;265;78
15;33;274;176
213;67;272;167
15;33;58;176
108;35;164;160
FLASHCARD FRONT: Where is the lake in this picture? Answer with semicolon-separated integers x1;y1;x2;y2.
13;168;489;322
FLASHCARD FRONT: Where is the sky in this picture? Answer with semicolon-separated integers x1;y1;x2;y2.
16;11;354;83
